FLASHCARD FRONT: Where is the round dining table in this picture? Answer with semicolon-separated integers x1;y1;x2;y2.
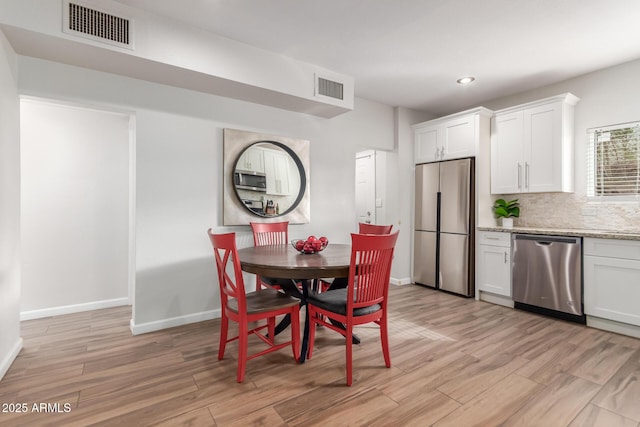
237;243;351;281
237;243;352;363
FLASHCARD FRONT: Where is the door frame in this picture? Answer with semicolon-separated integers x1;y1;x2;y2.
19;96;136;319
355;150;376;227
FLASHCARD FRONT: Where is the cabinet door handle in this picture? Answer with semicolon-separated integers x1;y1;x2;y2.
517;163;522;190
504;251;508;263
440;146;445;159
525;162;530;190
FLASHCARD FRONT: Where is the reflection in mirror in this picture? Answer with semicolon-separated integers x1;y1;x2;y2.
232;141;305;218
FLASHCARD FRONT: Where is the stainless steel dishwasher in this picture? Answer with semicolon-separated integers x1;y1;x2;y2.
512;234;584;323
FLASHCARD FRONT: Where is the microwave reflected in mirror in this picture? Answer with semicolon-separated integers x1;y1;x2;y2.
232;141;306;218
234;170;266;193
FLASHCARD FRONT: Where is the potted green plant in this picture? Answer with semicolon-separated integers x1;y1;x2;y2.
493;198;520;228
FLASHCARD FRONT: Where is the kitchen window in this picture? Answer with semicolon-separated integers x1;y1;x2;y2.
587;121;640;199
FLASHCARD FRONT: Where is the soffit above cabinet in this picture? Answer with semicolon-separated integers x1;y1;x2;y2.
0;0;354;118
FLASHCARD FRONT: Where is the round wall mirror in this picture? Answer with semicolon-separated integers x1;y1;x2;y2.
232;141;306;218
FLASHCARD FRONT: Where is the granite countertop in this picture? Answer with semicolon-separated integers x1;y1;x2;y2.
477;226;640;241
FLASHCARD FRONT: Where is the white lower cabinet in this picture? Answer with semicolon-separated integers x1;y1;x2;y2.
584;238;640;327
477;231;511;297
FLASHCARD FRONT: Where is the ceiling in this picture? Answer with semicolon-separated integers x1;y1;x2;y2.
112;0;640;116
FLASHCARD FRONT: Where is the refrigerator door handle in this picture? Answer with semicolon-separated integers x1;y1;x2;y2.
435;191;442;288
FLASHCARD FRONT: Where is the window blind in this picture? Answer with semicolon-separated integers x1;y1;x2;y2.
587;122;640;198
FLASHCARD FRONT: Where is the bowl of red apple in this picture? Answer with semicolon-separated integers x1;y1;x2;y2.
291;235;329;254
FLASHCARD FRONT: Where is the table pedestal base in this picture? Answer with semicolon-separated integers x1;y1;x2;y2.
272;279;359;363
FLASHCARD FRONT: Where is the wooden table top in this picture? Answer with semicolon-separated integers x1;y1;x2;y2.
237;243;351;280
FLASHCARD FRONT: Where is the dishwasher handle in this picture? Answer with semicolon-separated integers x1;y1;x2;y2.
513;234;580;245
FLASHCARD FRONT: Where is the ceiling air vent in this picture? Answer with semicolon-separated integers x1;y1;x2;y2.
63;1;133;49
315;75;344;101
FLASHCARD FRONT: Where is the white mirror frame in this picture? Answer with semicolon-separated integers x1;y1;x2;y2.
223;128;311;225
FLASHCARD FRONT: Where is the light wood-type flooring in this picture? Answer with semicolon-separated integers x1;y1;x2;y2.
2;285;640;426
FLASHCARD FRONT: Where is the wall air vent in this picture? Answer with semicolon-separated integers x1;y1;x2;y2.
315;75;344;101
63;0;134;49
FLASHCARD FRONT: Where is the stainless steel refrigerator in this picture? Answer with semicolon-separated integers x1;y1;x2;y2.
413;158;474;297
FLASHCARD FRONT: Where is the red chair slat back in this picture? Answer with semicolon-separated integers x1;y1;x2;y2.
348;231;399;309
250;221;289;246
358;223;393;235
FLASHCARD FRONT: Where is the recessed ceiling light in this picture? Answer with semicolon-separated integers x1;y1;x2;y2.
456;76;475;85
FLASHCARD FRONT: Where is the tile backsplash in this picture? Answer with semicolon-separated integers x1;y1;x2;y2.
497;193;640;233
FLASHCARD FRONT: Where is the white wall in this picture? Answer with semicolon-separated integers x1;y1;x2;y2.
20;99;131;318
16;56;404;332
134;110;220;328
0;30;22;380
390;107;433;284
481;58;640;231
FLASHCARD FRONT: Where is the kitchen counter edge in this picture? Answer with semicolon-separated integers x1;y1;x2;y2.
477;226;640;241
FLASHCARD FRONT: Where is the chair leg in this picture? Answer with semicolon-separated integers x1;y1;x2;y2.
346;323;353;386
291;305;301;362
307;308;317;360
267;317;276;344
218;315;229;360
380;315;391;368
237;322;248;383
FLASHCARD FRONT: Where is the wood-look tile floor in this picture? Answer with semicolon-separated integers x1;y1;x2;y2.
2;285;640;426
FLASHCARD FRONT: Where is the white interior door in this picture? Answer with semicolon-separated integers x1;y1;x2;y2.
355;150;376;225
20;98;132;317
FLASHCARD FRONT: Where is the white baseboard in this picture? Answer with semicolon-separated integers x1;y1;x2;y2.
479;291;514;308
390;277;412;285
587;316;640;339
20;297;130;321
0;338;23;381
130;309;221;335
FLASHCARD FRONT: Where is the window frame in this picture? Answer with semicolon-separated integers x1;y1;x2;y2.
587;121;640;202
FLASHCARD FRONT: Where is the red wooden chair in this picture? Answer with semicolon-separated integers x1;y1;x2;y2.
358;222;393;234
250;221;290;291
208;230;301;383
307;231;399;386
321;223;393;292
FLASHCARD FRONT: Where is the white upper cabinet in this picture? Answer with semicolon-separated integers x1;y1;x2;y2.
491;93;580;194
415;125;440;163
263;149;291;196
490;111;524;194
414;107;492;164
444;115;478;159
236;146;265;173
